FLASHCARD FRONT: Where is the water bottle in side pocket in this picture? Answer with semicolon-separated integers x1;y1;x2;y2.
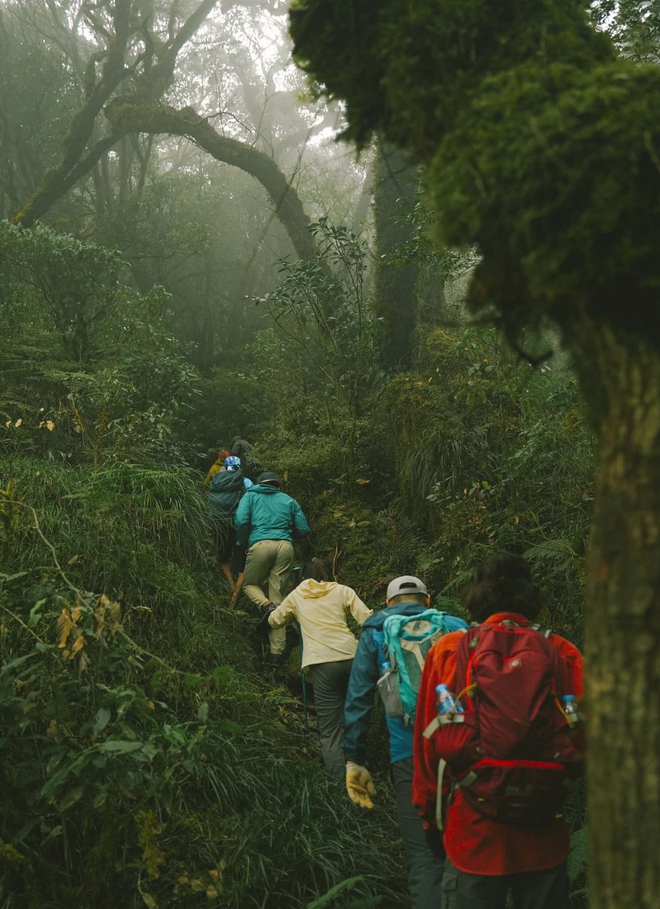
377;661;405;719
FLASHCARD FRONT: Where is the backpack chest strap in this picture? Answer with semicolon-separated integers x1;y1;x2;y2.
423;712;465;738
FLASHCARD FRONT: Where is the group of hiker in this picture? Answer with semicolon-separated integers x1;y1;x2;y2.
204;444;583;909
205;444;310;662
290;554;582;909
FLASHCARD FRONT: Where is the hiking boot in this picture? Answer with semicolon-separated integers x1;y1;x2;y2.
255;604;275;637
266;652;286;668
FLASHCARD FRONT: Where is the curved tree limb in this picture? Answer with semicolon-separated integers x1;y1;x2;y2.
104;100;319;262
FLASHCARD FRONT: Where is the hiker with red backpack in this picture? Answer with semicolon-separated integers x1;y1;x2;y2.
343;575;467;909
413;551;584;909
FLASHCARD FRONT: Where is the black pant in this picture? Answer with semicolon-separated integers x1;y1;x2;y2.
309;660;353;781
392;757;445;909
440;858;570;909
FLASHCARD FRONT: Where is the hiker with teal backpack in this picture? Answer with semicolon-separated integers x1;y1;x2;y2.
208;456;253;607
343;575;467;909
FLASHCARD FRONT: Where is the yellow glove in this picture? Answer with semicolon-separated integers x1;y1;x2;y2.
346;761;376;809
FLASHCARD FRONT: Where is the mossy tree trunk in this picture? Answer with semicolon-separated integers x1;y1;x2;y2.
374;141;418;372
576;321;660;909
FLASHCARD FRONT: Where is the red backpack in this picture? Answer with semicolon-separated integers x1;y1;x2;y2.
423;620;582;828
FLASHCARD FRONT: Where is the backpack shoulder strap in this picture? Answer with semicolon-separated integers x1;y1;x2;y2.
530;623;553;639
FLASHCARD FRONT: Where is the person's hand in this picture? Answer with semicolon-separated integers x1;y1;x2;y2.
346;762;376;809
255;604;275;637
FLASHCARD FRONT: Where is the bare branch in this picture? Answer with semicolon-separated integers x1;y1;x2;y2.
12;0;133;228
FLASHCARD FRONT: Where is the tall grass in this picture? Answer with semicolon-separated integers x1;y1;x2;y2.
0;458;407;908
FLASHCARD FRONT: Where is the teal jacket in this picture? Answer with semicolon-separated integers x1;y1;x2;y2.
235;485;310;548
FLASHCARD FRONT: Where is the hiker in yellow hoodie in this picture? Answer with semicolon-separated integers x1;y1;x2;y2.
268;558;372;779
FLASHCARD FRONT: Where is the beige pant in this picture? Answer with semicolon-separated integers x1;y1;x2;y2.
244;539;294;654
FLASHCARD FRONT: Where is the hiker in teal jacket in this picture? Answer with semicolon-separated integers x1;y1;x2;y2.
235;471;310;665
343;576;466;909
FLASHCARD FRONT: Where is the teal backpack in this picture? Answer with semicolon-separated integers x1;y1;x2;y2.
380;610;468;724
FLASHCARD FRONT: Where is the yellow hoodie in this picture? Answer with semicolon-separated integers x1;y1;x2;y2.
269;578;372;667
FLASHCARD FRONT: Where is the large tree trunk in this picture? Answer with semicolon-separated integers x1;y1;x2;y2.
373;141;419;372
579;321;660;909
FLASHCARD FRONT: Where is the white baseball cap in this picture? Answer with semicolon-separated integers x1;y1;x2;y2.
386;576;428;600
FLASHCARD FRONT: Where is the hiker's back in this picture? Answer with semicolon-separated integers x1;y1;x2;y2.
458;622;566;761
413;553;585;908
209;469;245;521
236;481;309;548
247;488;292;535
424;620;581;828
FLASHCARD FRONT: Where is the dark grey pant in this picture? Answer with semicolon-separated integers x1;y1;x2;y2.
392;757;445;909
440;858;570;909
310;659;353;781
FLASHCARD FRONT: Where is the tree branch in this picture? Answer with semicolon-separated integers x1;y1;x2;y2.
105;100;319;261
12;0;133;228
152;0;219;90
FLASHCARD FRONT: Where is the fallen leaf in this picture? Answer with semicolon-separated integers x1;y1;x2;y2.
14;419;22;428
46;420;55;432
57;609;74;648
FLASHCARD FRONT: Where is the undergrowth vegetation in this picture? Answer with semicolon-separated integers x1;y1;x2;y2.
1;221;592;905
0;462;405;908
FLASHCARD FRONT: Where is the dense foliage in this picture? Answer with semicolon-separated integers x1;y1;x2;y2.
1;215;594;905
0;0;616;901
289;0;660;358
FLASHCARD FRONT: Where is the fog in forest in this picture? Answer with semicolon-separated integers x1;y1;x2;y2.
1;1;659;907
